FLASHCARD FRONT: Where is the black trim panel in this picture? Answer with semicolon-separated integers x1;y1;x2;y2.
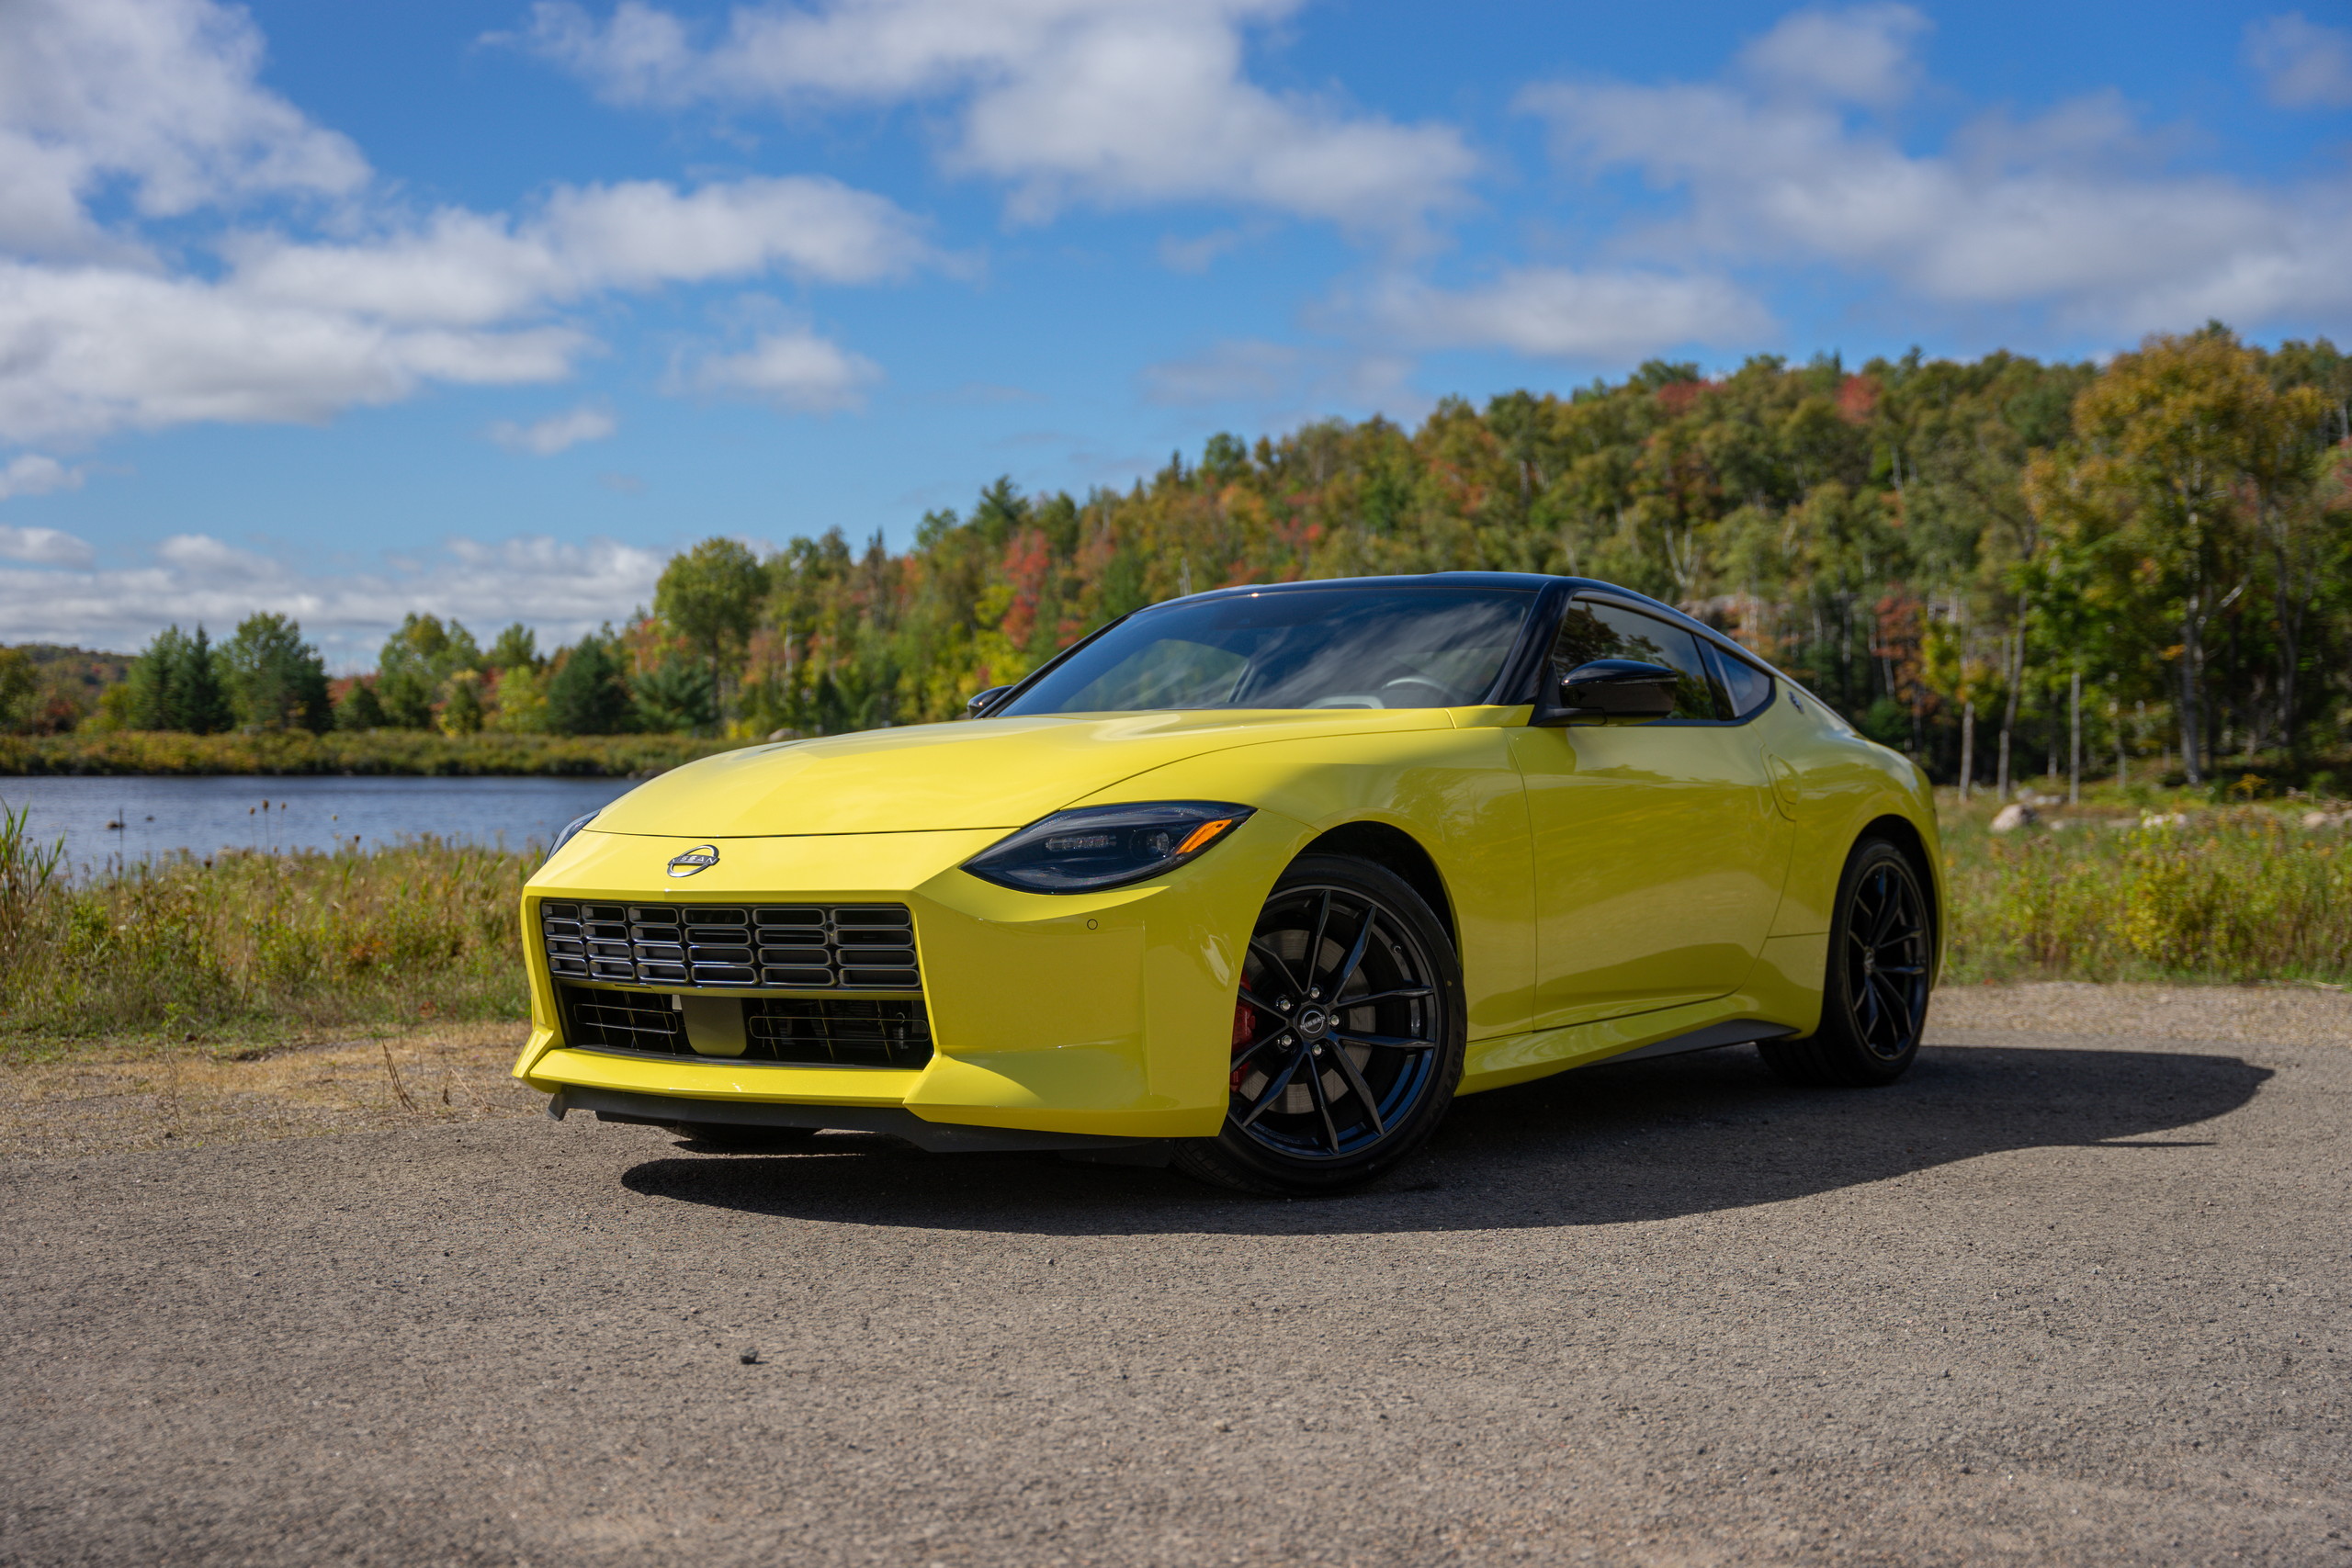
546;1082;1170;1156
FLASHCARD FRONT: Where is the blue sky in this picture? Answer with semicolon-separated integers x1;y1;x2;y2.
2;0;2348;666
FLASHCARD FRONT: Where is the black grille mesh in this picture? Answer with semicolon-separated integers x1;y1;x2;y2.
539;900;919;990
557;984;933;1069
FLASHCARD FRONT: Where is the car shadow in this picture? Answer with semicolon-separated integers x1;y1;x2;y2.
616;1040;2272;1236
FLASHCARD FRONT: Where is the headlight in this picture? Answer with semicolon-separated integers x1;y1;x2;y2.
546;811;598;863
962;801;1254;893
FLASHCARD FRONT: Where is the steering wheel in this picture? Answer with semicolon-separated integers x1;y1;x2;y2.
1376;676;1455;707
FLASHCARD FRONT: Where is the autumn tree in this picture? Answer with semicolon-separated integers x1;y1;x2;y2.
655;537;766;722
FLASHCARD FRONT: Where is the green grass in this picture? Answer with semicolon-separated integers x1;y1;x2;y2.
0;729;755;777
1;816;534;1061
1939;790;2352;986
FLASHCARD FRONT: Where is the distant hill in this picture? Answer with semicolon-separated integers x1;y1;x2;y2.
5;643;134;733
11;643;133;696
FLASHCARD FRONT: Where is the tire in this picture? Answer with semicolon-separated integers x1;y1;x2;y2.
667;1122;821;1152
1172;854;1466;1195
1759;837;1934;1088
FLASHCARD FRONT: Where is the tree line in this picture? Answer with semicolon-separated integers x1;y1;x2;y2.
24;323;2351;795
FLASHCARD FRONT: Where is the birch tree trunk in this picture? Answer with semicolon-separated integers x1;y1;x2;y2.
2069;669;2081;806
2178;589;2204;786
1961;699;1975;804
1997;609;2026;801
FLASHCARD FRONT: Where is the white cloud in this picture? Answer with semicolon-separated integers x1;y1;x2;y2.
490;405;618;456
0;532;667;666
1364;269;1773;361
0;260;582;443
0;525;95;569
514;0;1476;238
232;176;928;327
1736;4;1928;107
0;454;87;501
683;326;881;412
0;0;922;446
0;0;368;260
1518;5;2352;336
2247;13;2352;109
0;173;927;444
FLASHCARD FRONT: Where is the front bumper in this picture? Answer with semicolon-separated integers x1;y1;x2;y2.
514;813;1305;1141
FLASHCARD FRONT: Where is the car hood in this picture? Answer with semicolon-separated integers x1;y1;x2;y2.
589;709;1454;838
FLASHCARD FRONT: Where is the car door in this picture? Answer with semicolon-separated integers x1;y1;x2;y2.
1505;596;1793;1032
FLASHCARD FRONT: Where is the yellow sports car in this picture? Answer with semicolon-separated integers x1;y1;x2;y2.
518;573;1941;1193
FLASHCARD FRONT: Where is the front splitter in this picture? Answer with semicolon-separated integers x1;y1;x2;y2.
548;1082;1172;1162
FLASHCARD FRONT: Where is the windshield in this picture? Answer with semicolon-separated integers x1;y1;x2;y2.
999;586;1536;716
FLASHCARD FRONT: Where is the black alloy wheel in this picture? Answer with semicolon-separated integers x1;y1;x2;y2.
1760;837;1934;1088
1173;853;1465;1194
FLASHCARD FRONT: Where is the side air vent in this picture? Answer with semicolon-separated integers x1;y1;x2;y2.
538;901;921;990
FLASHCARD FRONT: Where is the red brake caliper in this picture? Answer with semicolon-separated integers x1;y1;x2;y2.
1230;998;1257;1089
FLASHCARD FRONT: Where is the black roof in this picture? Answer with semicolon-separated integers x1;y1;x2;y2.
1153;571;1748;662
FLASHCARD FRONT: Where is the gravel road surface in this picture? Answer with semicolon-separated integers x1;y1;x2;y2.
4;1015;2347;1565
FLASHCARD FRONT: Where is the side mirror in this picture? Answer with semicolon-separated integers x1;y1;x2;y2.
961;684;1013;720
1532;659;1679;727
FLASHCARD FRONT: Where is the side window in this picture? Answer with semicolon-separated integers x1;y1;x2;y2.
1704;643;1775;720
1550;602;1724;721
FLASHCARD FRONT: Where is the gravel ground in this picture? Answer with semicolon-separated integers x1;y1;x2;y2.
2;989;2347;1565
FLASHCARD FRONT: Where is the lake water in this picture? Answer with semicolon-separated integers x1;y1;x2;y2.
0;774;640;873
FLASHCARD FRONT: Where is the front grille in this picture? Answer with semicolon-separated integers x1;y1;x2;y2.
560;985;686;1053
538;901;920;990
557;984;933;1069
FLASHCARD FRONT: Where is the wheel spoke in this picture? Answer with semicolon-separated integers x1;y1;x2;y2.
1328;906;1380;998
1338;986;1432;1007
1300;1045;1343;1152
1247;937;1305;1000
1304;890;1335;991
1326;1043;1386;1137
1229;1030;1289;1073
1867;877;1900;944
1335;1030;1439;1052
1875;963;1925;976
1237;1047;1307;1130
1237;986;1290;1023
1854;969;1882;1032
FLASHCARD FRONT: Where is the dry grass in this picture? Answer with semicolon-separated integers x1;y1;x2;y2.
6;983;2345;1162
0;832;534;1059
1939;794;2352;987
0;1024;541;1160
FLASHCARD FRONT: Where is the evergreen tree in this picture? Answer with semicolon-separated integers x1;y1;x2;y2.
220;613;332;732
630;658;717;734
545;633;634;735
124;625;231;733
334;679;387;731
